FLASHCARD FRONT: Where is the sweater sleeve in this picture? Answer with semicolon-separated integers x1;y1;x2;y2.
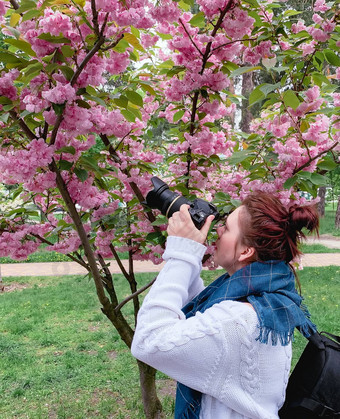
131;236;257;396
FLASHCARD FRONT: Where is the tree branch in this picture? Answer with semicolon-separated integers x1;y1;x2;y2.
293;142;339;174
49;159;111;309
9;111;38;141
91;0;100;36
30;233;89;269
179;18;204;57
114;276;157;314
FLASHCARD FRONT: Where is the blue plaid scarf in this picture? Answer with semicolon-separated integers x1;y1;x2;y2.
174;260;316;419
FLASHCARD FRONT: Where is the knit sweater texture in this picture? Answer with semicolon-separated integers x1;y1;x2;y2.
131;236;292;418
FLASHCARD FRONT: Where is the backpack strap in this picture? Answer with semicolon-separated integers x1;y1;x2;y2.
292;398;340;417
320;331;340;345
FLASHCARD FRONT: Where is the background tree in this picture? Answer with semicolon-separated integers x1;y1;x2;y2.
0;0;339;417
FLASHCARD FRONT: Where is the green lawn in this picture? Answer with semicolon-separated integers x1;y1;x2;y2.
0;267;339;418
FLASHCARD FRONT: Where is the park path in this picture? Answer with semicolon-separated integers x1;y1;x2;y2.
0;236;339;278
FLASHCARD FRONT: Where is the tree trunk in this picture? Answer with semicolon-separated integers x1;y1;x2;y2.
137;360;163;419
318;186;326;217
240;72;254;133
335;195;340;229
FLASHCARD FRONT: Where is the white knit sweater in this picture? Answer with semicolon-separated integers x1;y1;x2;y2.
131;236;292;418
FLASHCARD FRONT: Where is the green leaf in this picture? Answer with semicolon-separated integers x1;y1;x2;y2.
139;82;156;96
113;38;130;53
0;51;25;64
74;168;88;182
189;12;206;28
22;9;41;22
4;39;36;57
59;66;74;81
121;109;136;122
310;173;329;186
52;103;66;115
283;176;297;190
125;90;143;107
230;66;262;77
227;150;255;165
61;45;74;58
283;90;300;110
127;106;142;120
123;33;145;53
59;159;74;171
113;95;128;108
37;33;71;44
173;109;185;122
0;113;9;123
57;146;76;155
76;99;91;109
317;159;338;171
324;50;340;67
158;59;175;69
16;0;37;13
249;86;265;106
242;0;260;6
259;82;281;96
283;10;303;17
146;231;166;245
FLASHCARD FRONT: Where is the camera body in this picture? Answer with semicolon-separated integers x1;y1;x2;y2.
145;177;220;230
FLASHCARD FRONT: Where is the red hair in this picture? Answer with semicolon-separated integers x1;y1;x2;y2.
240;192;319;264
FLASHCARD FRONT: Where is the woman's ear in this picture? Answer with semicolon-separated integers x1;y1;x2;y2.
238;246;255;263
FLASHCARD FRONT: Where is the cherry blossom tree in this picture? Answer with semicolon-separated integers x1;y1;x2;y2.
0;0;339;416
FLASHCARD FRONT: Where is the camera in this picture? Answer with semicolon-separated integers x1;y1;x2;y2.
144;177;220;230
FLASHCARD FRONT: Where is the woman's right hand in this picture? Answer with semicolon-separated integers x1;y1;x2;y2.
167;204;214;244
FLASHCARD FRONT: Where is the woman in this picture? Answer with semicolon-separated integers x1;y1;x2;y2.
131;192;319;418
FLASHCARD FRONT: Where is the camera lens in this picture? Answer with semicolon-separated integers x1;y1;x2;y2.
145;177;190;217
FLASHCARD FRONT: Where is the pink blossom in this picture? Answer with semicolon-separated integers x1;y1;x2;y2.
106;50;130;74
322;20;336;33
336;68;340;80
65;175;109;210
314;0;330;12
291;20;307;34
42;82;76;104
150;0;181;24
25;172;57;193
0;139;54;184
197;0;234;19
312;13;323;24
75;53;106;87
22;93;49;113
301;41;316;57
279;39;290;51
61;104;93;135
92;201;120;222
0;69;20;101
221;8;255;39
334;93;340;107
39;8;73;37
307;27;330;42
0;0;7;24
47;233;82;254
305;86;320;102
141;33;159;48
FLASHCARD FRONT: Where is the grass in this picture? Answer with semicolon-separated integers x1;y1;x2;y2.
319;209;340;237
0;266;339;418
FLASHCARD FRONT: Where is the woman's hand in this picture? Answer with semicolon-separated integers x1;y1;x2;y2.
167;204;215;244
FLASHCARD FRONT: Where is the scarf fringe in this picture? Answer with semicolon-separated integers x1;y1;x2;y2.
257;327;295;346
257;319;317;346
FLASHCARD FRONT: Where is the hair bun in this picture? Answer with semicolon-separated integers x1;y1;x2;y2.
288;204;319;233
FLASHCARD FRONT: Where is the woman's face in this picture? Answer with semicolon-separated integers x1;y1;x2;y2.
214;206;247;275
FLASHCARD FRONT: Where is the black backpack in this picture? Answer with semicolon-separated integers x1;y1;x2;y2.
279;331;340;418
